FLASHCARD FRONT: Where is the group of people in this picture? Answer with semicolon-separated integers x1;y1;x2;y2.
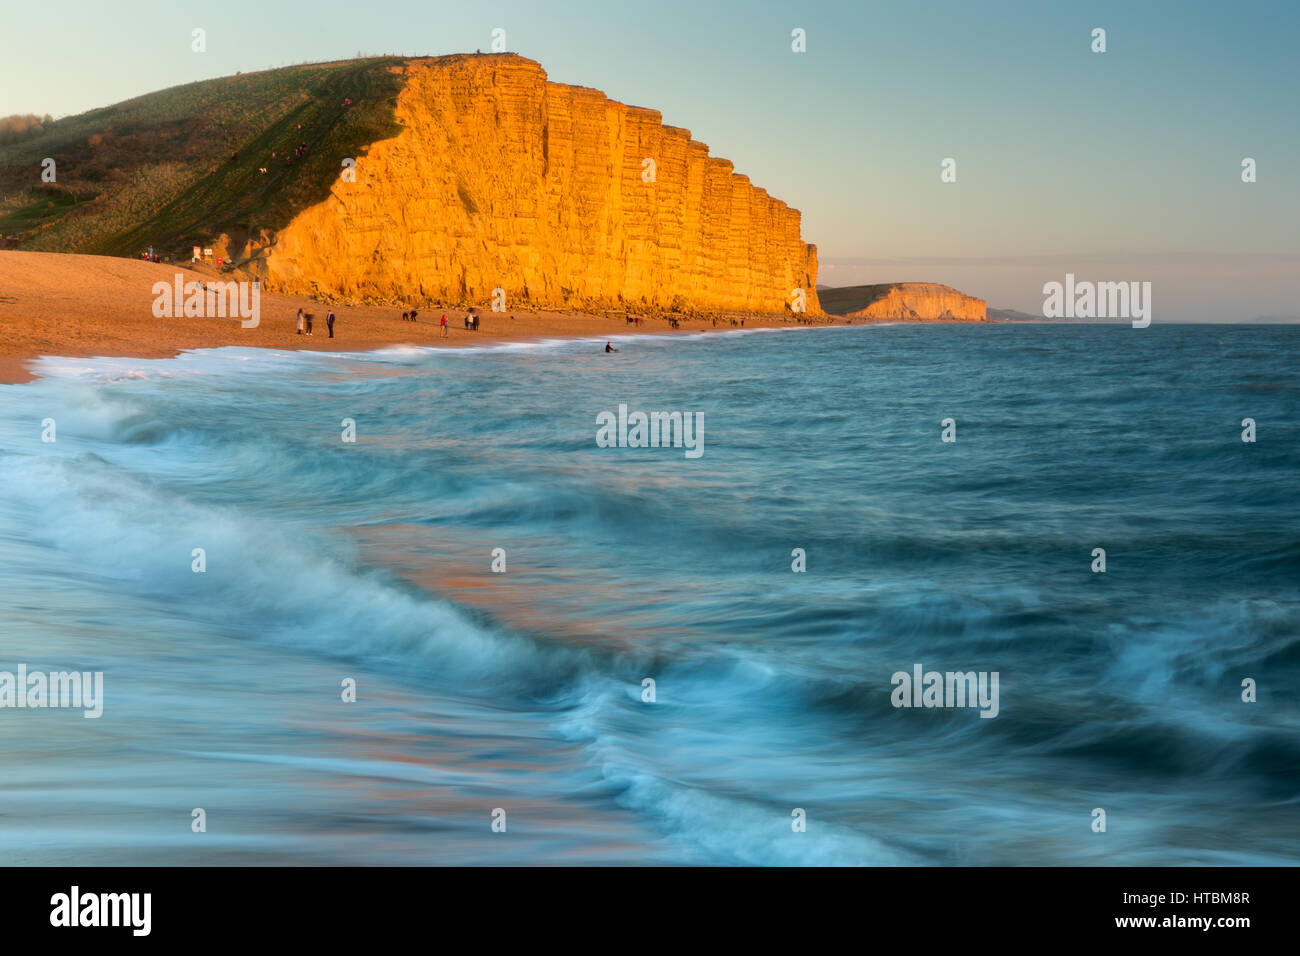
416;312;480;332
287;307;509;341
397;311;457;337
283;305;630;352
296;308;336;338
269;129;317;170
283;140;310;167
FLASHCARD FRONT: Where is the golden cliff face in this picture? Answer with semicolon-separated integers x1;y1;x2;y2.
255;55;819;314
820;283;986;322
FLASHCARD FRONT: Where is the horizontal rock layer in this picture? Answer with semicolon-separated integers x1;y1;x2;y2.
255;55;819;313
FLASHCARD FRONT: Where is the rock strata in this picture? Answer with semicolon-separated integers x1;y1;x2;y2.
254;55;820;314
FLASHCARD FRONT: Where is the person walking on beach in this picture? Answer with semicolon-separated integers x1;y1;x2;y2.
296;309;305;335
440;314;448;337
305;312;313;336
327;311;335;338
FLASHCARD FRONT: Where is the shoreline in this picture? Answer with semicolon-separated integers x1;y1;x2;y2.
0;251;1038;386
9;324;833;381
0;315;851;386
0;251;856;385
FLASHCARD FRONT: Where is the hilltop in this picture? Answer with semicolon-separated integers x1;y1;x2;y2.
0;58;405;260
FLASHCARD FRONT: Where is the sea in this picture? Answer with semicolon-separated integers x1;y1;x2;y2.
1;323;1296;865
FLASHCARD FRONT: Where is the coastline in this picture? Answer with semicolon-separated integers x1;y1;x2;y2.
0;251;851;385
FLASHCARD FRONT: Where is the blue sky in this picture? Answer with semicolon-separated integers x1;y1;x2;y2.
3;0;1296;318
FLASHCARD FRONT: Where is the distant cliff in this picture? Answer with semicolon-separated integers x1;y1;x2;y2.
253;54;820;314
819;283;986;322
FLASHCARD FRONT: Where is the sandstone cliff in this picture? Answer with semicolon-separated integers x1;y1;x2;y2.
250;54;819;314
818;283;986;322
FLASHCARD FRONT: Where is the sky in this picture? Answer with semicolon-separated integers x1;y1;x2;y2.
2;0;1296;319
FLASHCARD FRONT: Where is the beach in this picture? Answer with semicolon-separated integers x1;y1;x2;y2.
0;251;842;384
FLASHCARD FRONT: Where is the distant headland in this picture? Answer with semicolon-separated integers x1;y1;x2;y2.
819;283;987;322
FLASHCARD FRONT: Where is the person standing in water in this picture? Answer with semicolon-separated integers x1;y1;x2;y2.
605;342;618;353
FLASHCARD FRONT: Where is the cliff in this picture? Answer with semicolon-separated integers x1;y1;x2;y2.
251;55;819;314
818;283;986;322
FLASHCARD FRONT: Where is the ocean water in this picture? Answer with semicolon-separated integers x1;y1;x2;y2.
1;323;1297;866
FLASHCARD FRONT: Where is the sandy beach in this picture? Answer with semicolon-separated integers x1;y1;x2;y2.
0;251;843;384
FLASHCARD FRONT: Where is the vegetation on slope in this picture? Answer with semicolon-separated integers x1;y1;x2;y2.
0;58;405;260
817;284;902;315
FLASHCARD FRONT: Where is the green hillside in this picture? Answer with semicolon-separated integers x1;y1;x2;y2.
817;284;902;315
0;58;405;260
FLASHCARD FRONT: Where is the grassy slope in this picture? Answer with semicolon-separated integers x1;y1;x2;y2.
817;284;899;316
0;58;404;259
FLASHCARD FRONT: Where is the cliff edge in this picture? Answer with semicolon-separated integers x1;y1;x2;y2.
252;55;820;314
